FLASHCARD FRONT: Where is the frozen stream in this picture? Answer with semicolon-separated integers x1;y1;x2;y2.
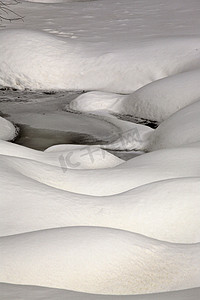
0;88;144;159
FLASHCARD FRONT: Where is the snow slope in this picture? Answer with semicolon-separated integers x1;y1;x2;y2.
0;140;123;169
1;174;200;243
1;227;200;295
1;147;200;196
69;69;200;122
148;100;200;151
1;30;200;92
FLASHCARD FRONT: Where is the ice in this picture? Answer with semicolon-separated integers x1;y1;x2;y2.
65;108;154;151
0;140;123;168
0;92;121;150
72;96;200;152
1;227;200;294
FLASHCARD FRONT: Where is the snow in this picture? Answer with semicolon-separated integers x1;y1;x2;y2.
0;140;123;169
1;283;200;300
1;146;200;197
69;91;126;114
72;97;200;152
0;0;200;298
1;29;200;92
70;69;200;123
71;111;155;151
0;117;18;141
125;69;200;122
1;227;200;294
1;173;200;243
148;100;200;151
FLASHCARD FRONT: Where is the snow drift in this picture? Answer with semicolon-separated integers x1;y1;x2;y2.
1;173;200;243
0;117;18;141
69;69;200;122
1;30;200;92
1;147;200;196
1;227;200;294
148;100;200;151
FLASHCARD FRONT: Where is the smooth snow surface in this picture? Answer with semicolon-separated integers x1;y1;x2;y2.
1;227;200;294
0;140;123;169
1;283;200;300
0;117;17;141
124;70;200;122
1;175;200;243
148;100;200;150
1;147;200;196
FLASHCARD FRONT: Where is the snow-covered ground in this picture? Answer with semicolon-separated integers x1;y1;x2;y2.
0;0;200;299
1;227;200;294
1;283;200;300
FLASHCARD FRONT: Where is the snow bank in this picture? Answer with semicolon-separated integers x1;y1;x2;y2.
99;118;153;151
1;30;200;92
1;147;200;196
124;69;200;122
148;100;200;151
74;97;200;152
1;283;200;300
69;68;200;124
69;91;126;113
65;105;154;151
1;170;199;243
0;117;18;141
1;227;200;294
0;140;123;169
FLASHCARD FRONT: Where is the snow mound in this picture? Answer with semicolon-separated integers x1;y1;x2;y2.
75;97;200;152
0;147;200;196
1;283;200;300
0;117;18;141
124;69;200;122
1;29;200;92
0;140;123;169
1;227;200;294
148;100;200;150
69;68;200;123
69;91;125;113
1;172;200;243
